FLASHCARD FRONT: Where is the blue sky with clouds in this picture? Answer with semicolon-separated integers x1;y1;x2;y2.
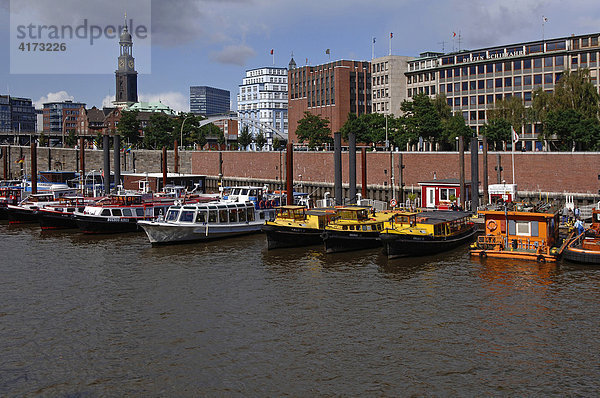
1;0;599;112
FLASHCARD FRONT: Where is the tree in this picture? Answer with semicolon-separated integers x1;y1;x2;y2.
400;93;443;147
38;132;48;147
442;113;472;146
480;118;511;150
295;112;332;149
272;136;286;151
255;131;266;150
237;126;253;150
143;113;174;149
487;96;528;133
117;110;140;145
340;113;388;146
64;130;77;147
550;69;599;119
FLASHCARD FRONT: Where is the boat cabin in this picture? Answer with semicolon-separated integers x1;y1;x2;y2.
165;202;258;224
387;211;473;236
418;179;472;209
478;209;559;255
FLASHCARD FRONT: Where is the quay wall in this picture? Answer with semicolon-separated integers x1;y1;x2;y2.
2;146;599;200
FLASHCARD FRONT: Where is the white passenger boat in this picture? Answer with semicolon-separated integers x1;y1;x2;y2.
139;186;277;245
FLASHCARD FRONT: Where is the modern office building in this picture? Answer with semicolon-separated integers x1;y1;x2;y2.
0;95;36;133
190;86;230;116
42;100;86;134
287;59;371;144
371;55;414;116
406;32;600;150
237;66;288;150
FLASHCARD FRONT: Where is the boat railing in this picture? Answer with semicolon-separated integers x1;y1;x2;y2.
477;235;504;250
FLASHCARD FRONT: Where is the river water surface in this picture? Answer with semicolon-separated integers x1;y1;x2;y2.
1;222;599;396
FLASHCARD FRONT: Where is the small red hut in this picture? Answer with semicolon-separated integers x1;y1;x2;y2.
418;178;472;209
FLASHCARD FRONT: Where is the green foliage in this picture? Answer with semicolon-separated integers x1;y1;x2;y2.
545;109;600;151
143;113;174;149
480;118;511;150
551;69;599;119
272;136;286;151
400;93;443;144
65;130;77;147
118;110;140;145
38;132;47;147
255;131;266;150
340;113;388;146
487;96;528;131
295;111;332;149
441;113;472;147
237;126;253;150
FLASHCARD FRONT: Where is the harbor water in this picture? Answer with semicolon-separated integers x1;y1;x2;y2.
1;222;599;396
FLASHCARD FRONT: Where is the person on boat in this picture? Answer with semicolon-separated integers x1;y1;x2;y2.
562;206;569;223
574;219;585;235
574;207;581;220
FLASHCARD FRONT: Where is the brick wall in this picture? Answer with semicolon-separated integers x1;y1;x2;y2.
3;145;599;195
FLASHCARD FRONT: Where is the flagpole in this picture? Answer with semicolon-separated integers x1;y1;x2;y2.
389;33;392;56
511;126;516;185
371;37;375;59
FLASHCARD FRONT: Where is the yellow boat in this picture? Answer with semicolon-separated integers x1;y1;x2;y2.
321;206;395;253
380;210;476;259
262;205;337;249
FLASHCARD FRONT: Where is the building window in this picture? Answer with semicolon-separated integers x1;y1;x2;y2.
478;110;485;120
470;96;476;105
523;59;532;69
523;75;532;85
504;77;512;87
431;85;436;95
478;65;484;74
447;98;453;106
447;84;453;93
496;94;503;101
462;82;468;91
495;78;502;88
439;85;445;93
439;70;446;79
487;94;494;104
581;53;588;64
454;97;460;106
572;56;579;65
478;95;485;105
469;66;476;75
524;92;532;101
534;58;542;68
470;80;476;90
504;61;512;71
544;57;553;67
478;80;484;89
514;60;521;70
462;96;468;105
486;79;493;89
591;53;597;62
495;62;502;72
470;111;476;121
544;73;553;84
486;64;493;73
514;76;522;86
454;83;460;92
447;69;453;78
592;37;599;46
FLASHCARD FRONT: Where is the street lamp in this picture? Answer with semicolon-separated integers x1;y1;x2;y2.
180;114;193;150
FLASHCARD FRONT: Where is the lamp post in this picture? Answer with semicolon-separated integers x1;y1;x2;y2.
179;114;193;150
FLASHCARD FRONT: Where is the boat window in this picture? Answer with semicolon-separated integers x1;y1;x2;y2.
122;208;132;217
259;212;265;220
180;211;195;223
343;225;348;230
112;209;122;217
515;221;531;236
239;208;247;222
196;211;207;223
247;208;255;221
166;209;179;221
135;208;144;217
219;209;228;223
249;189;257;196
240;188;248;195
229;208;238;223
67;207;75;212
363;225;369;231
101;209;111;216
208;210;218;223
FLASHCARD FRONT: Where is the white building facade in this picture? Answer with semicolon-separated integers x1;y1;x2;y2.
236;67;288;150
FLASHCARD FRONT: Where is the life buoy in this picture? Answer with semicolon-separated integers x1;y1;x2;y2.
487;220;497;231
259;200;265;209
270;200;276;208
390;199;397;207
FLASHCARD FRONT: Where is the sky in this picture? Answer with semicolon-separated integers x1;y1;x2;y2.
1;0;600;112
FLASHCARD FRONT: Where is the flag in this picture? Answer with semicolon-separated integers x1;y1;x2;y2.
512;127;519;143
373;37;376;43
325;49;330;55
390;32;393;38
123;144;132;153
15;156;24;164
453;32;457;37
543;16;548;22
270;49;273;55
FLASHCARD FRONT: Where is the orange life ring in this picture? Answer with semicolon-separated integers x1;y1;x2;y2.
259;200;266;209
270;200;276;208
390;199;397;207
487;220;497;231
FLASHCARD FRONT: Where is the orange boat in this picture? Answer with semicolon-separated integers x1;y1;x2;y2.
470;207;560;262
562;205;600;264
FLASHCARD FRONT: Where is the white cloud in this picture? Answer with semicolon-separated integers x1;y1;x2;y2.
210;44;256;66
33;90;74;109
102;95;115;108
139;92;188;113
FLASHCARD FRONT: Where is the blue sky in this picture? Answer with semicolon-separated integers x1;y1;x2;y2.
1;0;599;111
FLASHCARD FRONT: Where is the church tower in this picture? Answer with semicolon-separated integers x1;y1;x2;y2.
114;14;138;106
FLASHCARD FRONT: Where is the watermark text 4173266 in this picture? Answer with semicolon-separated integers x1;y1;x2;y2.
10;0;151;74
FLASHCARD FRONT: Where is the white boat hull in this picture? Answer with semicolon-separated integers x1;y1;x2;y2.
139;220;264;244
